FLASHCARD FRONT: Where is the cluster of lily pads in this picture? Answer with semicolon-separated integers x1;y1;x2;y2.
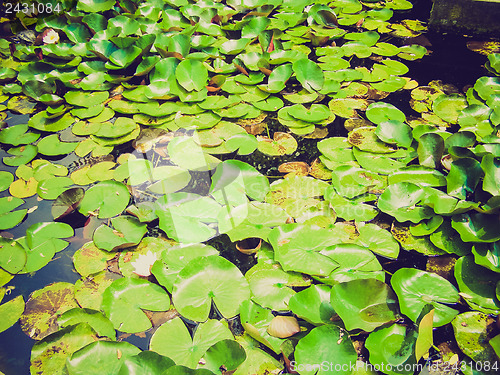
1;0;500;374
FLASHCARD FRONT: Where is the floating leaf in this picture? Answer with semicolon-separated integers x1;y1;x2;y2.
65;341;141;375
20;282;78;340
0;237;26;274
93;216;147;252
78;180;130;218
294;325;357;375
0;196;27;230
101;277;170;333
172;255;250;321
331;278;399;332
391;268;459;327
292;58;324;92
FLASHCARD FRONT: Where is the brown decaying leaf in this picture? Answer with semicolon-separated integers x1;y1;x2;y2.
278;161;309;176
466;40;500;56
236;238;262;255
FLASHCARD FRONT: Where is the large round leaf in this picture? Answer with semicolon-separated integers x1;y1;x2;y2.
0;295;24;333
294;325;357;375
30;323;98;375
93;216;147;252
365;102;406;124
268;224;340;276
210;160;270;202
173;255;250;321
377;182;434;223
78;180;130;218
20;282;78;340
65;341;141;375
432;94;468;124
454;256;500;314
292;59;324;92
201;339;246;374
330;278;399;332
101;277;170;333
317;243;384;285
365;323;418;375
390;268;459;327
0;237;26;274
451;212;500;243
150;317;233;368
356;223;400;259
0;196;27;230
118;351;175;375
289;285;336;326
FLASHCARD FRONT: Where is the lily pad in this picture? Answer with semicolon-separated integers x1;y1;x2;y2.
0;237;27;274
289;284;336;325
93;216;147;252
331;278;399;332
391;268;459;327
294;325;357;375
0;295;25;334
378;182;434;223
101;277;170;333
348;127;395;153
150;317;233;368
257;132;298;156
20;282;78;340
65;341;141;375
172;255;250;321
78;180;130;218
452;312;498;364
0;196;27;230
268;224;339;276
356;223;400;259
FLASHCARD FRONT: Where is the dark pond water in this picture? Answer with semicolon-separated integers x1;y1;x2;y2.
0;0;496;374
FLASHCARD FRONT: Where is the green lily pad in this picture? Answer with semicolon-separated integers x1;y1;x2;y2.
152;243;218;293
0;237;27;274
0;171;14;192
65;341;141;375
331;278;399;332
102;277;170;333
74;271;118;311
168;136;221;171
257;132;298;156
294;325;357;375
377;182;434;223
93;118;137;138
388;166;446;187
30;323;98;375
0;295;24;334
93;216;147;252
78;180;130;218
474;76;500;101
0;124;40;146
451;212;500;243
268;224;339;276
176;59;208;92
118;351;175;375
28;112;75;132
356;223;400;259
73;241;115;277
37;134;78;156
481;154;500;196
173;255;250;321
432;94;468;124
365;323;418;375
247;268;306;311
473;242;500;274
22;222;74;273
0;196;27;230
289;284;336;325
3;144;38;167
454;256;500;314
36;177;73;200
331;164;386;199
151;317;233;368
452;312;498;364
375;120;413;148
156;193;221;243
391;268;459;327
201;339;246;375
292;58;324;92
58;308;116;340
318;243;385;285
287;104;331;123
20;282;78;340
